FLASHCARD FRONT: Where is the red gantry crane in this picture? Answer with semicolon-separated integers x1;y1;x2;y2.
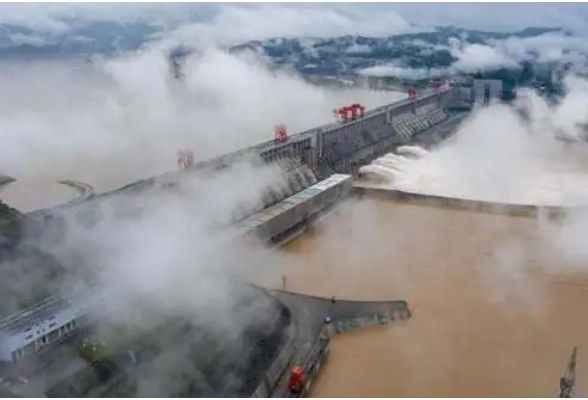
274;124;288;143
333;103;365;123
177;148;195;170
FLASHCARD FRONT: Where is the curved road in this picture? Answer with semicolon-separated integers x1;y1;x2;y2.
55;180;95;208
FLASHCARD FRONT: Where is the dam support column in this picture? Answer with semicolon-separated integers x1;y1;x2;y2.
306;133;319;171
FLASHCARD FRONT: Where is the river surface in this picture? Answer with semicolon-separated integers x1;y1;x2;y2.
252;198;588;397
0;180;80;212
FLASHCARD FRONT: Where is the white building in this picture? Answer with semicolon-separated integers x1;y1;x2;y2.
0;291;100;363
473;79;503;105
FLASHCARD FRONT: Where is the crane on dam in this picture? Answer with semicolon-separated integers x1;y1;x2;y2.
177;148;195;170
407;87;417;100
274;124;288;143
333;103;365;123
559;346;577;398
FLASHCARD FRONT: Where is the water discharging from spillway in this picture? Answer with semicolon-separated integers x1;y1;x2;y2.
358;144;432;188
358;134;588;207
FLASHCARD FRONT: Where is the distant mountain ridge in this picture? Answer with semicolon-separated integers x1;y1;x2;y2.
229;26;566;76
0;20;163;58
0;21;564;60
0;21;575;97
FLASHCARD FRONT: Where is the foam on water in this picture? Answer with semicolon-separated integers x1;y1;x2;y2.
359;122;588;207
365;81;588;207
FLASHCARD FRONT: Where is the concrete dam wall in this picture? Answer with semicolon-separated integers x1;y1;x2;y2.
315;89;456;176
353;186;570;220
27;87;469;244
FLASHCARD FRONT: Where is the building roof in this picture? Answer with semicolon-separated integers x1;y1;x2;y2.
0;296;70;337
0;284;101;338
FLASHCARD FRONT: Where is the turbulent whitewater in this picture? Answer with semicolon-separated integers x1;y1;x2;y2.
358;142;588;207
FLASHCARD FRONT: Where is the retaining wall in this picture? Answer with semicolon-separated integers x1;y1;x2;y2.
250;322;297;398
274;307;414;399
237;174;353;246
251;289;413;398
354;186;570;219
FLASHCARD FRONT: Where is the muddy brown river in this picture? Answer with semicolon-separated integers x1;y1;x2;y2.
252;197;588;397
0;180;79;212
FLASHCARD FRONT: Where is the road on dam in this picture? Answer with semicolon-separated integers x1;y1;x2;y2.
248;197;588;398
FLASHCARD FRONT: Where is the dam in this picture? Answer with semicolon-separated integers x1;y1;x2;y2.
0;80;583;397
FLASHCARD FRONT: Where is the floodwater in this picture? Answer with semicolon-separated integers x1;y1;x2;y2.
0;180;79;212
254;198;588;398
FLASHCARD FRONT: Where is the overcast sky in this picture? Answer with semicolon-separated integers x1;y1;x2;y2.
0;2;586;38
